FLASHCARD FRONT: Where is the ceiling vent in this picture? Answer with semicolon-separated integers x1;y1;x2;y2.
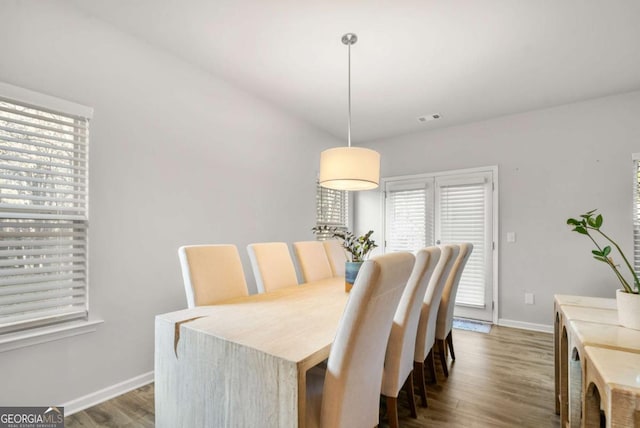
417;114;441;123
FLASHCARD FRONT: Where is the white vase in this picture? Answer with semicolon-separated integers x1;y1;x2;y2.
616;289;640;330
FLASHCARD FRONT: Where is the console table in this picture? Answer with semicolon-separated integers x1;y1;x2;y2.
583;346;640;427
554;294;640;427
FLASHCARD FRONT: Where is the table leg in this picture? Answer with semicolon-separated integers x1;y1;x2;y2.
554;304;560;415
560;323;569;427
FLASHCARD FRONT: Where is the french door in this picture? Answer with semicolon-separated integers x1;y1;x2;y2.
384;168;496;322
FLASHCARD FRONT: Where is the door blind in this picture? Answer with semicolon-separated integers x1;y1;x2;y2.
385;183;433;252
0;93;90;334
438;179;487;307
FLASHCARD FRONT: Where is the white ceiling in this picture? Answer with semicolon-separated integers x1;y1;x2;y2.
71;0;640;143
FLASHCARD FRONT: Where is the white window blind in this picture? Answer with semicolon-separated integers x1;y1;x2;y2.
385;182;432;252
437;177;487;307
633;155;640;274
315;181;348;239
0;86;90;334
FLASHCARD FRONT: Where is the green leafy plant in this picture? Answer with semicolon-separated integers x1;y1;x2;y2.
312;226;378;263
567;209;640;294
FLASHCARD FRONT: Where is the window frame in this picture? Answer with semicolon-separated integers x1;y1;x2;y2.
0;82;100;350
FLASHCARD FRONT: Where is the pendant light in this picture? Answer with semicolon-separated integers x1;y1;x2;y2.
319;33;380;191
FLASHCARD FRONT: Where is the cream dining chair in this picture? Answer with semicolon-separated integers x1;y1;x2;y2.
247;242;299;293
323;239;348;277
178;244;249;308
293;241;334;283
305;252;415;428
435;242;473;377
413;244;459;406
381;246;440;428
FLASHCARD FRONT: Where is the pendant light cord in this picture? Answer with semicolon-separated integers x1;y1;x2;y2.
347;41;352;148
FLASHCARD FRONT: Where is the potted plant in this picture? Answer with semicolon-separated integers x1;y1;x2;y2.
567;209;640;329
312;225;378;292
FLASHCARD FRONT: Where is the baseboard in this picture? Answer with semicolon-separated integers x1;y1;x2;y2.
498;318;553;333
63;371;154;416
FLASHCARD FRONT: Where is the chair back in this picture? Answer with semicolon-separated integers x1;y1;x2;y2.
415;244;458;362
323;240;348;277
381;246;439;397
321;252;414;428
436;243;474;340
293;241;333;283
178;244;248;308
247;242;299;293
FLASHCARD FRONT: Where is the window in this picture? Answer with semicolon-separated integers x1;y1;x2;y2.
634;154;640;274
0;83;92;335
436;175;490;308
385;180;432;253
315;181;348;240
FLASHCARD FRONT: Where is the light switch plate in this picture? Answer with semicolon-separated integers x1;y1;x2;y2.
507;232;516;243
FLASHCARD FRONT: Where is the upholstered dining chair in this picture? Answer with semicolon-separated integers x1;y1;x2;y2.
293;241;334;283
413;244;459;406
305;252;415;428
322;239;348;277
381;246;440;428
247;242;299;293
435;242;473;377
178;244;249;308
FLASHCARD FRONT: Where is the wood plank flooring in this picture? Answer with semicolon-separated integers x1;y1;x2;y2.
65;325;560;427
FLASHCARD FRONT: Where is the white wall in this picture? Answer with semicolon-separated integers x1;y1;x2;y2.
355;90;640;327
0;1;338;406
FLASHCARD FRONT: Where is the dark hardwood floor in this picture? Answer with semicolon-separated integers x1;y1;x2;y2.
66;325;560;427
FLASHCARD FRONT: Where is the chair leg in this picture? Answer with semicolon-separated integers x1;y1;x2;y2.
426;348;437;384
385;395;399;428
437;339;449;377
403;371;418;418
413;361;428;407
446;330;456;361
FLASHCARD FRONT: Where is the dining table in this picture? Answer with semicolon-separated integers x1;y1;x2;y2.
155;276;349;428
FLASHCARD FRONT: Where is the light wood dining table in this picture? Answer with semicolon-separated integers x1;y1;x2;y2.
155;277;349;428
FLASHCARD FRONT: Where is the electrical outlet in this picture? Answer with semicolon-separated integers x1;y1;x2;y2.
525;293;535;305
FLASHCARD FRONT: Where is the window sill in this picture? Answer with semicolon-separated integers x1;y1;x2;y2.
0;319;104;353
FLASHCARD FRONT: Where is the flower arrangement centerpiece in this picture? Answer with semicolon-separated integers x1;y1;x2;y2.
312;225;378;291
312;226;378;262
567;209;640;329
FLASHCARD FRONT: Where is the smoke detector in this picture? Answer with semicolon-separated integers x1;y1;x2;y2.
417;114;441;123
